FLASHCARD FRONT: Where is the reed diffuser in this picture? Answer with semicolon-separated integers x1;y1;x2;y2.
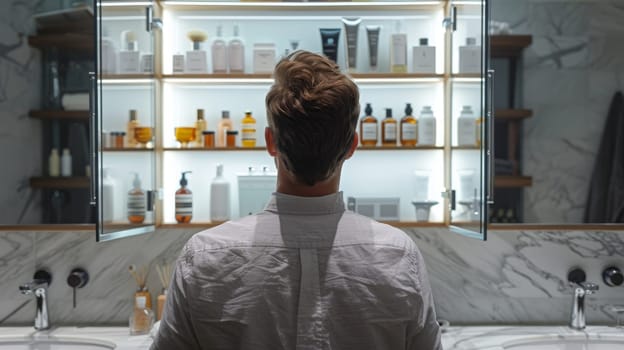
128;264;154;335
155;262;173;321
128;264;152;309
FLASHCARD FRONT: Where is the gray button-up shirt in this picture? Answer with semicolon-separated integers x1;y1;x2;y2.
152;192;442;350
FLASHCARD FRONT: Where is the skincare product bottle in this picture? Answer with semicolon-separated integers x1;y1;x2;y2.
412;38;436;74
390;23;407;73
210;164;231;222
400;103;418;146
381;108;397;146
417;106;436;146
61;148;72;177
228;25;245;73
101;36;118;74
194;109;207;147
359;103;378;146
241;110;256;148
118;31;140;74
342;17;361;72
226;130;238;148
102;168;115;223
365;25;380;72
175;171;193;224
459;37;481;73
126;109;138;148
127;173;146;224
211;25;227;73
217;110;233;147
129;295;154;336
253;43;276;74
319;28;341;64
48;148;60;177
172;53;185;73
186;30;208;73
457;105;478;146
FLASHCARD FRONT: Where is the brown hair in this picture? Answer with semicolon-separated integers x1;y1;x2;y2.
265;50;360;186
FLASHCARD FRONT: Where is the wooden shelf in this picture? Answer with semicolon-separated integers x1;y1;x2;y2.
163;73;443;80
101;74;156;80
29;110;89;121
30;176;90;189
163;146;443;151
495;109;533;121
164;147;266;151
28;33;93;53
160;221;446;229
453;146;480;150
490;35;533;58
494;175;532;188
103;147;153;152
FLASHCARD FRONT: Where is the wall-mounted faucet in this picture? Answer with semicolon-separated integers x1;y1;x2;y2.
567;268;599;330
19;270;52;330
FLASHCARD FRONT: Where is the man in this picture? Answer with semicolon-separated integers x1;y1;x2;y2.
152;50;442;350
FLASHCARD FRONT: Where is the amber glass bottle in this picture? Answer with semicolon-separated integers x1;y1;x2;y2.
381;108;397;146
400;103;418;146
175;171;193;223
359;103;378;146
241;110;256;147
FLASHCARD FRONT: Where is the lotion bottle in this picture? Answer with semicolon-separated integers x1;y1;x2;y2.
457;105;478;146
459;37;481;74
412;38;436;73
194;109;207;147
227;25;245;73
175;171;193;223
211;25;227;73
400;103;417;146
390;22;407;73
210;164;230;222
241;110;256;148
127;173;146;224
381;108;397;146
417;106;436;146
61;148;72;177
359;103;378;146
217;110;233;147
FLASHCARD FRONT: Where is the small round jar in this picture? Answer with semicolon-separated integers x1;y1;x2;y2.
226;130;238;148
202;130;215;148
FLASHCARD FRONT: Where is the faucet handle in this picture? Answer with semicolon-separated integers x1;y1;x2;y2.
580;282;599;294
568;267;587;285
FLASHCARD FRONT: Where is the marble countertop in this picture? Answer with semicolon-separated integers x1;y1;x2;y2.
0;325;622;349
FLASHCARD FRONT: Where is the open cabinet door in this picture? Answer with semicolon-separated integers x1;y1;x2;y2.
94;1;158;241
448;0;492;240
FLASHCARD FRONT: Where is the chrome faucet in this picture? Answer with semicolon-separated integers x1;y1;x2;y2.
19;270;52;330
568;268;599;330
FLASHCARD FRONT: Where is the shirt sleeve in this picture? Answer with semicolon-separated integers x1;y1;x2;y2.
150;245;201;350
405;248;442;350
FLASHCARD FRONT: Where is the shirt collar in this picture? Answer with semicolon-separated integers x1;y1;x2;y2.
264;191;345;215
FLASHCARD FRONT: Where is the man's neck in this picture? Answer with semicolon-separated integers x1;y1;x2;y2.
275;168;341;197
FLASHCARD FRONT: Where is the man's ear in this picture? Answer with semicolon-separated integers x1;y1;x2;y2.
344;132;359;160
265;127;277;156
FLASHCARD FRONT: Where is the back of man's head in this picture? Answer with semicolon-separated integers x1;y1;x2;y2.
265;50;360;186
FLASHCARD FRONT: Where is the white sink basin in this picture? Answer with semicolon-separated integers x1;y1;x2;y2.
504;336;624;350
0;337;115;350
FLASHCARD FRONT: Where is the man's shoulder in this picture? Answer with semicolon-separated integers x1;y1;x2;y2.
339;211;419;251
184;214;265;252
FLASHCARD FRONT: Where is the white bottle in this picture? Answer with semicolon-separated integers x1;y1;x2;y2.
102;168;115;223
118;30;140;74
61;148;72;177
457;105;478;146
459;37;481;74
210;164;231;222
417;106;436;146
412;38;435;74
227;25;245;73
390;22;407;73
48;148;60;177
211;25;227;73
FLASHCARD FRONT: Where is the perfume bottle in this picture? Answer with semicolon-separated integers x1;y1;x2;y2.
186;30;208;73
241;110;256;148
412;38;436;74
359;103;378;146
381;108;397;146
194;109;207;147
228;25;245;73
175;171;192;224
459;37;481;74
119;30;140;74
211;25;227;73
400;103;417;146
126;110;138;148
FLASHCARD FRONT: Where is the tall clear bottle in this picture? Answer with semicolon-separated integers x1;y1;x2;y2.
228;25;245;73
194;109;207;147
381;108;397;146
359;103;378;147
175;171;192;224
241;110;256;148
126;110;138;148
211;25;227;73
400;103;417;146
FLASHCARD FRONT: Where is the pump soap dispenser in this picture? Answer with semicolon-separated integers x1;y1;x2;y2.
127;173;146;224
210;164;230;222
175;171;193;223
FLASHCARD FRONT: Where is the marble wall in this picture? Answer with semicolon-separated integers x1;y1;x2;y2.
492;0;624;223
0;0;42;224
1;228;622;326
